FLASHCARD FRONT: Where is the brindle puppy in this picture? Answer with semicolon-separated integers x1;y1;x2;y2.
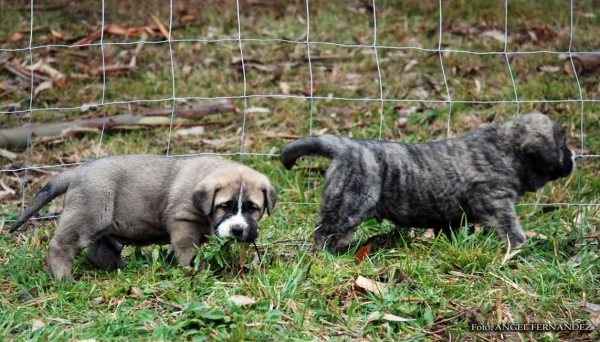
281;113;575;253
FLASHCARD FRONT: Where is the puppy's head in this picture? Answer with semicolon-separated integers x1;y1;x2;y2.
511;113;575;191
192;167;277;242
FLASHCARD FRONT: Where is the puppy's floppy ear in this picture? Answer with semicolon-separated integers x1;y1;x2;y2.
193;180;220;217
519;122;560;170
262;183;277;216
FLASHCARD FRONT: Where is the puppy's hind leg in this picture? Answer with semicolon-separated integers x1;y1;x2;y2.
315;161;380;254
48;189;116;280
47;211;90;280
86;236;126;271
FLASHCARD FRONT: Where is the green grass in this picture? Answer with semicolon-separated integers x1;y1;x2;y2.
1;0;599;340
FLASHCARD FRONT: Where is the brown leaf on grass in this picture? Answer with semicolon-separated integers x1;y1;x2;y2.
37;62;66;81
0;148;17;160
92;64;136;76
245;107;270;114
567;255;583;268
279;81;291;95
180;14;196;22
175;126;205;136
130;286;143;298
150;14;172;41
354;245;371;262
423;228;436;239
104;24;133;36
9;31;25;42
366;311;415;322
354;276;388;296
31;320;45;331
181;65;193;78
73;24;151;46
479;30;508;44
590;311;600;327
448;271;478;279
50;29;64;40
0;179;16;199
33;81;53;98
72;30;102;46
228;295;257;306
402;59;419;73
514;27;558;44
525;231;547;239
537;65;561;74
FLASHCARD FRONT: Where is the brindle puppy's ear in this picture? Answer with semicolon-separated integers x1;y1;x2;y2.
519;123;560;171
193;180;220;217
262;183;277;216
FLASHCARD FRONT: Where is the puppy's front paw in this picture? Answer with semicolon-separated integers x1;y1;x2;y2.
507;231;526;249
314;231;339;255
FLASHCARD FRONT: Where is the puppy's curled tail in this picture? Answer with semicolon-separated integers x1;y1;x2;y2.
280;135;350;169
9;170;74;233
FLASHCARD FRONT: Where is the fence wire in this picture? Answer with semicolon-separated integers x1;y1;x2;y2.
1;0;599;234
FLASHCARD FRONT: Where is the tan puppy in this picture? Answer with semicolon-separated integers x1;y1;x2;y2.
9;155;277;280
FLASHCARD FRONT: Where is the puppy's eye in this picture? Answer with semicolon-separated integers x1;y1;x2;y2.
217;201;234;210
244;202;260;212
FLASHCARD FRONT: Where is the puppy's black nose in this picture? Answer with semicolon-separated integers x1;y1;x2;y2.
231;225;244;237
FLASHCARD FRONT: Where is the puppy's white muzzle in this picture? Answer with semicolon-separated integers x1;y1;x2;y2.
216;213;251;241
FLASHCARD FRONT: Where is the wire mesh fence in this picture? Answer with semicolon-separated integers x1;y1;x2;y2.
1;0;598;237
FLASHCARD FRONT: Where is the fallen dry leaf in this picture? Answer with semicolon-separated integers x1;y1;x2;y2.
366;311;415;322
279;82;291;95
354;276;388;296
422;228;436;239
245;107;270;114
180;14;196;22
9;31;25;42
228;295;257;306
448;270;478;279
32;320;45;331
590;311;600;327
33;81;53;98
38;62;65;81
479;30;508;44
525;231;548;240
0;148;17;160
567;255;583;268
537;65;561;74
130;286;143;298
397;106;417;118
354;245;371;262
402;59;419;73
50;29;64;40
315;128;328;136
150;14;172;41
104;24;132;36
175;126;205;136
0;179;16;199
182;65;192;77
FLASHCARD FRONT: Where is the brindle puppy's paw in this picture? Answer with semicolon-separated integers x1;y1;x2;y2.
314;230;341;255
506;230;526;249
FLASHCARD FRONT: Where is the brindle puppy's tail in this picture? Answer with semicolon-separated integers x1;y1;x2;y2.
9;170;74;233
280;135;352;169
